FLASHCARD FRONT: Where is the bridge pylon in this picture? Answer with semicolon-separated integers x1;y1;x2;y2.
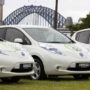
0;0;5;25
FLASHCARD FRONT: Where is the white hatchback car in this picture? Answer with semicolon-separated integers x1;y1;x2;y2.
0;39;34;82
72;28;90;44
72;28;90;50
0;25;90;80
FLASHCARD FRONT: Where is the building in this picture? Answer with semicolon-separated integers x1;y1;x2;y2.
0;0;5;25
65;17;73;26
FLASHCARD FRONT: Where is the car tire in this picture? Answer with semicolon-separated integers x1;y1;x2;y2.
30;57;47;80
1;77;20;83
73;74;89;80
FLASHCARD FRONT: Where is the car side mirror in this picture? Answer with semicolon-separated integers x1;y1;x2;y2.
14;38;23;44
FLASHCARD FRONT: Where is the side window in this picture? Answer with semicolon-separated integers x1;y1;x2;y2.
76;30;90;44
0;28;6;39
5;28;31;45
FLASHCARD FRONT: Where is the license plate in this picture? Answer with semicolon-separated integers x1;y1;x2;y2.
79;63;90;68
23;63;31;69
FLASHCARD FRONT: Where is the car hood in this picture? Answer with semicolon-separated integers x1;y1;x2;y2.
39;42;90;59
0;41;33;60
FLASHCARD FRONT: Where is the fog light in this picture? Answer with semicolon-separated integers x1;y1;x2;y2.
56;66;62;70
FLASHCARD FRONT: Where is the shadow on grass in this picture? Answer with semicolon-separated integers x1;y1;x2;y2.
43;76;90;82
0;76;89;85
0;79;28;85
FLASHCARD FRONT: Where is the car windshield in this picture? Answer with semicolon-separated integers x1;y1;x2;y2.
23;27;74;43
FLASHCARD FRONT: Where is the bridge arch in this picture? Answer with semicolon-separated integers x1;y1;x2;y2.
4;5;66;28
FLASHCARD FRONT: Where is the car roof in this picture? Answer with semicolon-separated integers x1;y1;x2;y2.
0;25;54;29
75;28;90;33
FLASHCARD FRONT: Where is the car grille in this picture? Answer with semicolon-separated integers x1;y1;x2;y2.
11;63;33;73
67;63;90;71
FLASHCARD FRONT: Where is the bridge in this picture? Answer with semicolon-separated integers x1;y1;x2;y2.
3;5;66;28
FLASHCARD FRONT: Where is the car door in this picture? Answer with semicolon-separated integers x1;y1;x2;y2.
4;27;39;57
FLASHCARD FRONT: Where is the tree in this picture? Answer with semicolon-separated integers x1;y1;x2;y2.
81;13;90;28
66;13;90;32
66;24;78;36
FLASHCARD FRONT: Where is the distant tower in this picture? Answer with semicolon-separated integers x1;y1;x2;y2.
65;17;73;26
0;0;4;25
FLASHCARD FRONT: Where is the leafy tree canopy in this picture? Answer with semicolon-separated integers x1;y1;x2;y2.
66;13;90;31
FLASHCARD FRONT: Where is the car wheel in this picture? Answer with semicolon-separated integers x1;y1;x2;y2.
73;74;89;80
1;77;20;83
30;57;47;80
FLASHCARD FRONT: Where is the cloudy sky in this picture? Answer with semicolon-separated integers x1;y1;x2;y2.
3;0;90;23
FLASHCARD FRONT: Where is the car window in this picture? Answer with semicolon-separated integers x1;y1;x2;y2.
5;27;31;45
0;28;6;39
76;30;90;44
23;28;74;43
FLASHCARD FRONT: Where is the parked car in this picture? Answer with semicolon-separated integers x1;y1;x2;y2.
1;25;90;80
72;28;90;50
72;28;90;44
0;38;34;82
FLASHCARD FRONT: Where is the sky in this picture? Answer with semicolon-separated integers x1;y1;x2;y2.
3;0;90;23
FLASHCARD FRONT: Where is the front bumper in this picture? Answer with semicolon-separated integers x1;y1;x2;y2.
40;51;90;75
51;69;90;75
0;70;34;78
0;63;34;78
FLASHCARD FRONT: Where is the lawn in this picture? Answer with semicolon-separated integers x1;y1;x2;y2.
0;76;90;90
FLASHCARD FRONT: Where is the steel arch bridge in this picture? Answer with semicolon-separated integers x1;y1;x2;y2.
3;5;66;28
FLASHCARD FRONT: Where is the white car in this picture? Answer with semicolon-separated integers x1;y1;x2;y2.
72;28;90;49
72;28;90;44
0;39;34;82
0;25;90;80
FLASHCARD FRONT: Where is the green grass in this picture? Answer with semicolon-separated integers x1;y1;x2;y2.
0;76;90;90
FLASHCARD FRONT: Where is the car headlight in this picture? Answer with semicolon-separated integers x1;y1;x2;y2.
39;43;63;55
0;51;8;55
40;45;62;55
45;47;62;55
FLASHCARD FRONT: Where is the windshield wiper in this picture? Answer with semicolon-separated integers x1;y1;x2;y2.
46;41;75;43
46;41;64;43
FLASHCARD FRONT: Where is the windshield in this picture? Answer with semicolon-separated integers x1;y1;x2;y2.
23;28;74;43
